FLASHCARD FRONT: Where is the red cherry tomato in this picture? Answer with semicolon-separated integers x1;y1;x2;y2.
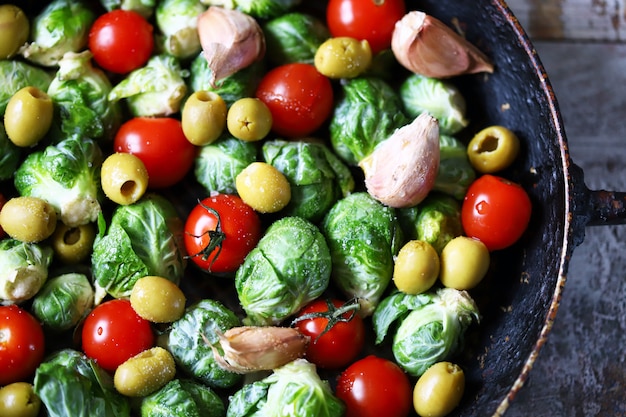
293;298;364;369
461;174;532;251
0;305;45;385
81;299;154;372
88;10;154;74
184;194;262;274
114;117;197;189
255;63;334;138
336;355;413;417
326;0;406;55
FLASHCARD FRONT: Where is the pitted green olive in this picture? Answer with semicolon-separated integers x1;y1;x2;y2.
182;91;227;145
0;382;41;417
467;125;520;173
4;86;54;147
101;153;149;205
439;236;489;290
0;196;57;243
227;98;273;142
393;240;440;294
0;5;29;59
130;275;186;323
413;361;465;417
51;222;96;265
236;162;291;213
314;36;372;79
114;347;176;397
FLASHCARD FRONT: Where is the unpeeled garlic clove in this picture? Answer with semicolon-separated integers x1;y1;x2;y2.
391;11;494;78
359;113;440;208
197;6;265;87
208;326;309;374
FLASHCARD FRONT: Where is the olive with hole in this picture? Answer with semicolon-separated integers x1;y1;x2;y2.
0;382;41;417
314;36;372;79
51;223;96;265
101;153;149;205
182;91;227;145
413;361;465;417
393;240;440;294
235;161;291;213
439;236;490;290
0;196;57;243
0;5;29;59
227;98;273;142
130;275;186;323
4;86;54;147
467;125;520;173
113;347;176;397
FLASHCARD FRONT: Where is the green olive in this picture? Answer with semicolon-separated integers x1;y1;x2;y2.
393;240;440;294
0;382;41;417
236;162;291;213
314;36;372;79
51;222;96;265
439;236;489;290
0;5;29;59
114;347;176;397
101;153;149;205
413;361;465;417
0;196;57;243
4;86;54;147
130;275;186;323
182;91;227;145
226;98;273;142
467;125;520;173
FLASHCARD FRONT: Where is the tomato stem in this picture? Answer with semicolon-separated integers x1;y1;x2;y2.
185;199;226;272
291;298;361;342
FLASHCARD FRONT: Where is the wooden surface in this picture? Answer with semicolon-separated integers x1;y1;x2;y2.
502;1;626;416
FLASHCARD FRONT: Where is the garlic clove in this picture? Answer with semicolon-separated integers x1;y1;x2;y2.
392;11;494;78
359;113;440;208
197;6;265;87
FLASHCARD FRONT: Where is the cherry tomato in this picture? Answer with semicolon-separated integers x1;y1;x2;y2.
0;306;45;385
255;63;333;138
184;194;262;274
326;0;406;55
461;174;532;251
336;355;413;417
114;117;197;189
293;298;364;369
81;299;154;372
88;10;154;74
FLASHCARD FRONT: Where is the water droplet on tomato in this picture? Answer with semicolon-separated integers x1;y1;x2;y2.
476;200;489;214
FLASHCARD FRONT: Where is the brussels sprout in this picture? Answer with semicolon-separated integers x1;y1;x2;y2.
397;192;463;254
189;54;264;106
433;134;477;200
201;0;301;19
109;54;189;116
0;60;53;115
194;135;258;195
91;194;186;303
0;122;21;181
14;137;104;228
20;0;95;67
156;0;206;59
31;273;94;332
100;0;156;18
321;192;403;316
235;216;331;326
263;12;330;65
399;73;469;135
373;288;480;377
34;349;131;417
0;238;53;305
227;359;344;417
47;51;122;142
329;77;409;166
165;299;242;389
141;379;225;417
262;139;354;221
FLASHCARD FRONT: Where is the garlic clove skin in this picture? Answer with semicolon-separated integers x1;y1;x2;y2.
197;6;265;87
209;326;309;374
392;11;494;78
359;113;440;208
